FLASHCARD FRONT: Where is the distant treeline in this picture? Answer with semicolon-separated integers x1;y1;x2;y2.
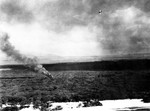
1;59;150;71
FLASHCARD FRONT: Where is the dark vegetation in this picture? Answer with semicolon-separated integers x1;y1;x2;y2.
82;99;102;107
0;59;150;108
1;106;19;111
1;70;150;105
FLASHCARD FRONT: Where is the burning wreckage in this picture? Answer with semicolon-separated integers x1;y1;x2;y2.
0;32;53;79
34;64;53;79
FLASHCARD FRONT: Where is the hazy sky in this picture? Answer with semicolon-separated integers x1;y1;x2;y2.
1;0;150;64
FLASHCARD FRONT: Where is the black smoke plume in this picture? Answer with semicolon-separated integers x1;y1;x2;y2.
0;32;53;79
1;0;150;58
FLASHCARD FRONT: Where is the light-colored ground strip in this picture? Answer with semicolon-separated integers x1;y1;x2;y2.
0;68;11;71
18;99;150;111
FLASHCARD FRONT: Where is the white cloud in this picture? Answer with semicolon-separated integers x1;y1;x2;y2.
1;0;150;64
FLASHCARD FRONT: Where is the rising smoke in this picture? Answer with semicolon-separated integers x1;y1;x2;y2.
1;0;150;61
0;32;53;79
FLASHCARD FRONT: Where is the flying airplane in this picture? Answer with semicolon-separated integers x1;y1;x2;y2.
99;10;102;14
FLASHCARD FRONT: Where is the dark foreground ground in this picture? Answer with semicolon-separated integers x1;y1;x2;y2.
0;70;150;103
0;59;150;107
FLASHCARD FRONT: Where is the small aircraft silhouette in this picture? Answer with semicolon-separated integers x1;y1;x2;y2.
99;10;102;14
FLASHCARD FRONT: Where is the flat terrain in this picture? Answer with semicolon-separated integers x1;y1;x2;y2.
1;69;150;103
0;59;150;109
